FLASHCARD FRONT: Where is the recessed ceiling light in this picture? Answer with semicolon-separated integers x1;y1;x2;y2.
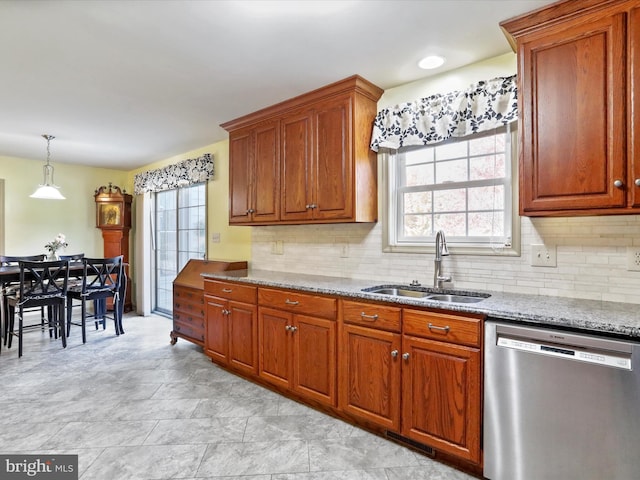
418;55;446;70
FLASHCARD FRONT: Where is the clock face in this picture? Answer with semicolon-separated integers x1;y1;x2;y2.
99;203;122;226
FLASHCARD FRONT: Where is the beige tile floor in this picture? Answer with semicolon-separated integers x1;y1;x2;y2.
0;311;477;480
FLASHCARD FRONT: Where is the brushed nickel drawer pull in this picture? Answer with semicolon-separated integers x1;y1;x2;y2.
285;299;299;306
428;322;450;333
360;312;379;321
222;288;233;293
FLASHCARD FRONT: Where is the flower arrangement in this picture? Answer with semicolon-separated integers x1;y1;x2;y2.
45;233;68;255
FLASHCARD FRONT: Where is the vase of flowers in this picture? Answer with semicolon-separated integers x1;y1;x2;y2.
45;233;68;260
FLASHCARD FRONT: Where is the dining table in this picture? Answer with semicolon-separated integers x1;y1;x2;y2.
0;260;127;352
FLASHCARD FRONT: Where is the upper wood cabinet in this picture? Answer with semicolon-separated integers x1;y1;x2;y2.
228;120;281;224
222;75;383;225
501;0;640;216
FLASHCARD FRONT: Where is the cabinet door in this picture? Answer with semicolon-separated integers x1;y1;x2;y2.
205;295;228;364
292;314;336;406
631;6;640;207
401;335;481;464
228;300;258;375
258;306;292;389
281;109;314;221
519;13;626;214
339;324;401;431
314;95;353;220
253;120;280;222
228;129;253;224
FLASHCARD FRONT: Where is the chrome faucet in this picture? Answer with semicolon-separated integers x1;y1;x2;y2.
434;230;451;288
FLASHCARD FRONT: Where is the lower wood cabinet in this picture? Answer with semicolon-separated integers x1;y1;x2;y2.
257;287;337;407
401;308;483;465
204;280;258;376
339;300;402;431
339;300;483;466
401;334;481;464
203;284;483;469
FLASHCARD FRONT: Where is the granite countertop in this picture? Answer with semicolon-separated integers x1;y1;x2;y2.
202;269;640;340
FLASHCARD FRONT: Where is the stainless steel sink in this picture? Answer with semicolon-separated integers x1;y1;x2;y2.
367;287;431;298
426;294;485;304
363;285;489;303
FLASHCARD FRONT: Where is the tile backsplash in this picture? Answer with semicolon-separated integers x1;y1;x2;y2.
251;216;640;304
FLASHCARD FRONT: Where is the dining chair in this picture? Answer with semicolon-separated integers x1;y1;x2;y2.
5;259;69;357
0;254;47;347
66;255;124;344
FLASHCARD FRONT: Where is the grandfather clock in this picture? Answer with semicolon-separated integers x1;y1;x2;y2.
94;183;132;312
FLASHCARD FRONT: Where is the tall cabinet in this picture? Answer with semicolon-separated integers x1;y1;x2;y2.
501;0;640;216
222;75;383;225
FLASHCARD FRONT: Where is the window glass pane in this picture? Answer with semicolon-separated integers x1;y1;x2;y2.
403;214;431;237
470;154;505;180
469;132;505;155
403;192;432;214
434;213;467;236
405;147;434;165
434;189;466;212
469;185;504;210
469;211;504;236
405;163;434;186
435;159;467;183
435;141;467;160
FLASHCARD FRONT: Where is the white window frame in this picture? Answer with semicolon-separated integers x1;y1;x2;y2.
381;125;520;256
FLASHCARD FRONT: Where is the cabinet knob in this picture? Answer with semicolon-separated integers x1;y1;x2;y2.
391;350;398;358
635;179;640;187
290;326;298;333
246;208;255;214
402;352;410;360
285;325;291;331
614;179;624;188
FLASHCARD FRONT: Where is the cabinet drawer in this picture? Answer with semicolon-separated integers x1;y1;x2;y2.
174;299;205;318
205;280;257;304
341;300;401;332
174;311;205;330
403;309;482;347
174;286;203;305
173;317;205;342
258;287;336;320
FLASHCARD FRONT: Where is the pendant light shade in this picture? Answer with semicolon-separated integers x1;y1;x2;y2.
31;134;65;200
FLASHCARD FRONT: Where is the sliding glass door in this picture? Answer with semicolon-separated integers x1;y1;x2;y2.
153;183;206;315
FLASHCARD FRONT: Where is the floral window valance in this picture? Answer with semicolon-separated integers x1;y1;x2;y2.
370;75;518;152
133;153;214;195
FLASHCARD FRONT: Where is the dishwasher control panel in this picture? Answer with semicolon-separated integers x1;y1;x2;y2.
497;335;632;370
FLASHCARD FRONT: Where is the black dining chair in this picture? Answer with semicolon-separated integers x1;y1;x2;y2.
1;254;47;347
66;255;124;344
5;259;69;357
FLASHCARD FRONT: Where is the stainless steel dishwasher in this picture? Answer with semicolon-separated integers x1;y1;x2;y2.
484;320;640;480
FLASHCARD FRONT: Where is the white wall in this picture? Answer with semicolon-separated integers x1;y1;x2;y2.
249;54;640;305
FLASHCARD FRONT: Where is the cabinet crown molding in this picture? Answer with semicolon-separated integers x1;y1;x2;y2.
221;75;383;132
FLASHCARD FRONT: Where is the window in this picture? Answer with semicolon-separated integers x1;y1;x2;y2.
385;125;519;254
153;183;207;315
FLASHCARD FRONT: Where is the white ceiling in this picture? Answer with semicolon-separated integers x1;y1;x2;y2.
0;0;556;170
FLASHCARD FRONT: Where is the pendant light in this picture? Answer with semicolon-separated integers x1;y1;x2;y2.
30;134;65;200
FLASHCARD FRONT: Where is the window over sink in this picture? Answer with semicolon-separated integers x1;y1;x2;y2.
381;125;520;255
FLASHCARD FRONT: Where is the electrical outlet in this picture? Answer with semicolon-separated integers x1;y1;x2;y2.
531;244;557;267
626;247;640;271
